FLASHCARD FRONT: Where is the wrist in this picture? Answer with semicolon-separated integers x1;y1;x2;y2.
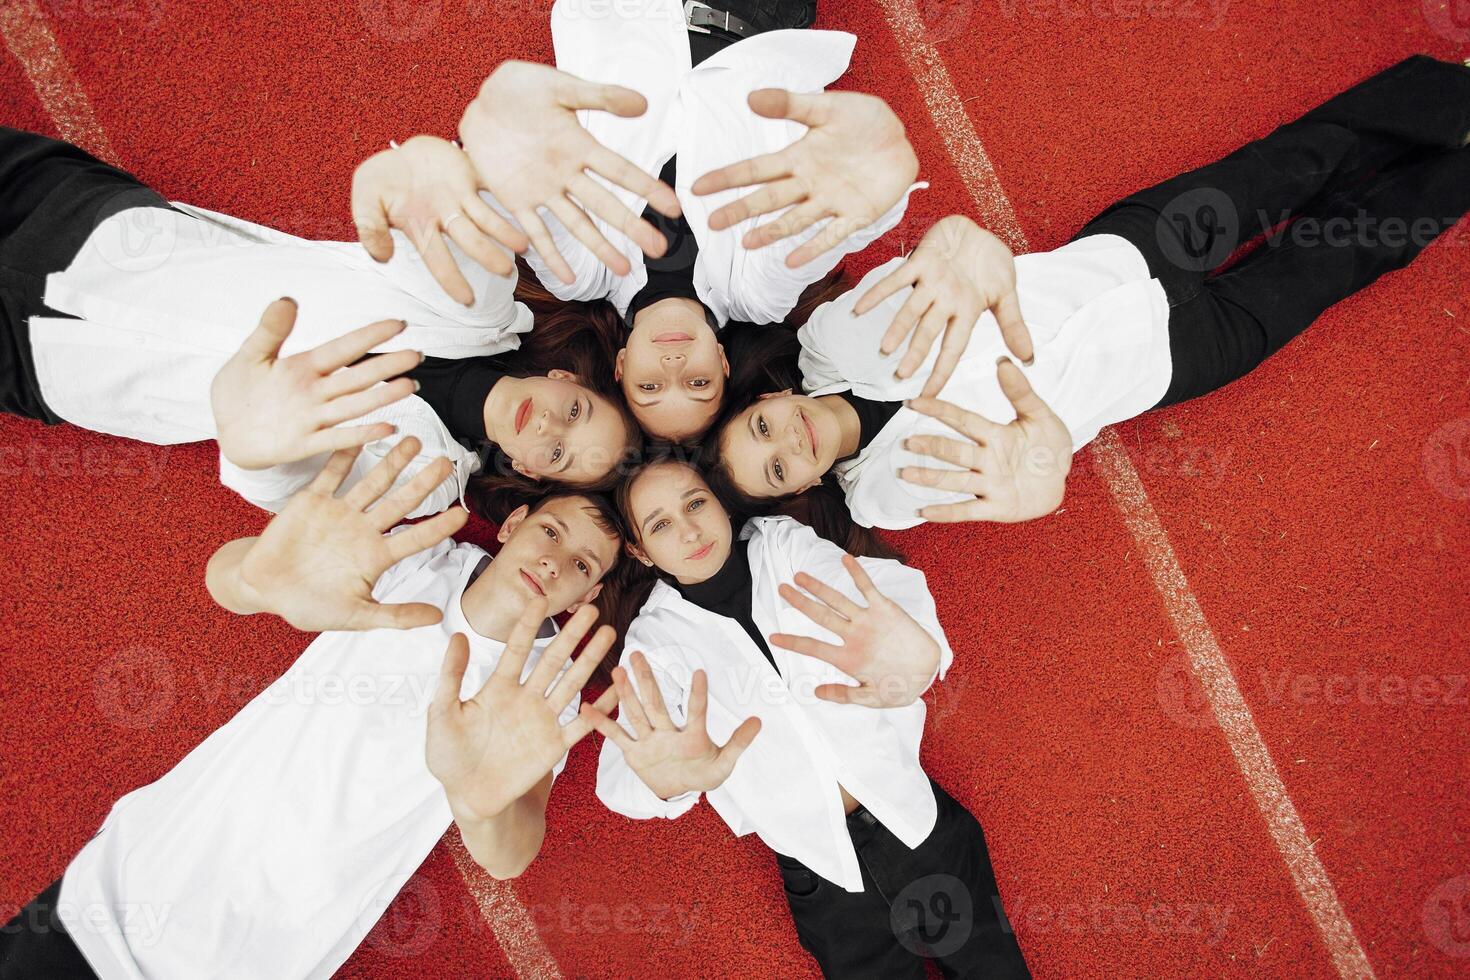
206;537;267;615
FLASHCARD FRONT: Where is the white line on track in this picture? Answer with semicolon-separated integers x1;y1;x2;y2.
873;2;1376;977
2;4;557;976
0;0;115;161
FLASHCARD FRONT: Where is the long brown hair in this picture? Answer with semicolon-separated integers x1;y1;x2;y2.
467;259;642;522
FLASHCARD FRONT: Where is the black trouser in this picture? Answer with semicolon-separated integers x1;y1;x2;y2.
0;126;171;422
0;877;98;980
1074;55;1470;408
776;781;1029;979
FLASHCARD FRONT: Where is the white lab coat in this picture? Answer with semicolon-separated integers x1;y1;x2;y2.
596;516;953;892
33;202;530;516
798;234;1175;529
513;0;924;326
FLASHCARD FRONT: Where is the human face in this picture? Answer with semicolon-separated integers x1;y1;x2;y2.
491;495;622;614
617;302;728;442
625;462;733;585
485;371;632;484
718;392;843;500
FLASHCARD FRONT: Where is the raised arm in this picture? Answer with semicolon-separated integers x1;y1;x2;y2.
205;438;469;631
427;604;617;879
691;89;920;268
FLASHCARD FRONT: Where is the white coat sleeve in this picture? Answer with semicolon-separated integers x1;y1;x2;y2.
594;632;703;821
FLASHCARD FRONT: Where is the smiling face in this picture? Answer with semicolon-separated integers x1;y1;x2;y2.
485;371;634;484
617;301;729;443
717;392;844;500
624;461;733;585
489;495;622;615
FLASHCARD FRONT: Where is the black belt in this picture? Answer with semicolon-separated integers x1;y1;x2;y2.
685;0;758;39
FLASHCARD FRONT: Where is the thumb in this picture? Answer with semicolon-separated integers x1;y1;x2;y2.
238;297;298;363
748;88;823;126
565;77;648;118
718;716;762;763
992;290;1034;365
996;357;1053;422
431;633;472;717
355;600;446;632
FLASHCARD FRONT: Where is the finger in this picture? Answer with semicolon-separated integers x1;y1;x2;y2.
529;605;600;695
586;144;680;219
303;421;398;457
767;632;856;674
562;77;648;118
877;287;930;359
612;666;652;738
370;457;461;529
745;87;825;126
580;701;632;748
629;650;672;727
352;198;396;263
785;218;863;269
442;211;513;286
905;396;1002;443
791;570;864;620
303;318;408;374
493;598;549;683
996;357;1057;423
903;432;986;469
343;434;422;510
896;304;950;380
715;716;762;763
855;263;919;319
416;226;474;307
839;553;882;604
917;499;1010;523
568;172;667;259
692;151;791;199
776;582;849;635
813;683;865;706
992;290;1034;365
548;195;632;278
351;600;445;631
517;208;576;285
707;178;806;231
463;193;530;256
430;633;471;716
317;377;418;427
548;624;615;714
236;297;299;363
382;505;470;558
742;200;828;250
898;466;986;494
319;349;422;400
590;685;619;715
686;669;709;734
307;448;360;495
921;318;973;399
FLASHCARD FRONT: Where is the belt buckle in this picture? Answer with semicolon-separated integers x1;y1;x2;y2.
684;0;713;33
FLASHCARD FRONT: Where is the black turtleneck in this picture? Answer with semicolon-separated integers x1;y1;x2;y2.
408;355;508;445
671;524;778;673
836;390;903;457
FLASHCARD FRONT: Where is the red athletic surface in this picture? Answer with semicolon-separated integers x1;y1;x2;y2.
2;2;1468;978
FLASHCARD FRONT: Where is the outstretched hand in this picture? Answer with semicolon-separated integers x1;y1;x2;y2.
769;554;940;708
582;651;760;801
352;134;529;305
693;89;919;268
211;298;421;470
458;61;680;283
229;437;469;630
900;358;1073;524
853;215;1033;397
428;603;618;820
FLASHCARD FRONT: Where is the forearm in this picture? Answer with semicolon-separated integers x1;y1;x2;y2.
205;537;266;616
448;776;550;880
